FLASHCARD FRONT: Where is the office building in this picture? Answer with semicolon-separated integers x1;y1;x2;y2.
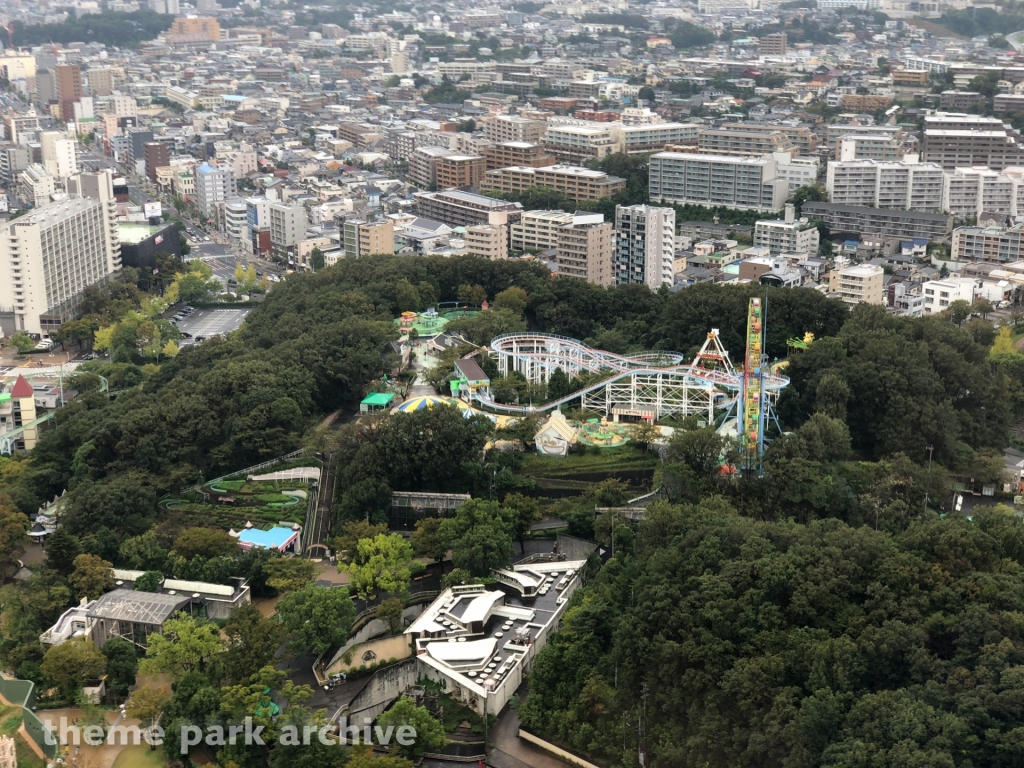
144;142;170;184
510;210;574;252
801;202;953;241
195;162;237;219
613;204;675;290
35;70;54;112
482;142;556;171
923;113;1024;170
921;277;976;314
118;221;181;269
413;189;522;229
951;224;1024;263
483;115;547;144
464;223;508;261
269;202;307;261
54;64;82;123
826;158;945;212
759;32;787;56
0;173;120;336
649;152;789;212
18;165;55;208
829;264;884;306
343;219;395;259
224;201;247;246
126;128;154;176
481;164;626;202
435;154;486;190
556;213;613;286
754;205;820;256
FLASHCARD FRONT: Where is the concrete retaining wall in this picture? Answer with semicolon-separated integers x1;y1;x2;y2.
332;634;412;674
341;659;419;726
519;729;602;768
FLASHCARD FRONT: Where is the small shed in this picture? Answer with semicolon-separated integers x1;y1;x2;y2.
534;410;578;457
360;392;396;413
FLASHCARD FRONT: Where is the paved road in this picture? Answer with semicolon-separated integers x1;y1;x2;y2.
488;683;570;768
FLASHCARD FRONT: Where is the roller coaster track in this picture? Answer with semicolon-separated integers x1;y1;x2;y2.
478;333;787;421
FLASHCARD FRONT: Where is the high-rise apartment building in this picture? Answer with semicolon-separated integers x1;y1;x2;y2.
195;162;237;219
144;142;170;183
613;204;675;290
0;145;29;188
483;115;547;144
413;189;521;228
434;154;486;190
0;172;120;335
18;165;55;209
698;128;796;157
40;131;77;180
828;264;884;306
482;142;557;171
801;202;952;241
53;64;82;123
510;210;574;252
342;219;395;258
464;224;508;261
943;167;1024;218
923;113;1024;170
126;128;154;176
826;158;945;212
759;32;788;56
481;165;626;202
556;213;613;286
649;152;789;212
951;224;1024;263
753;204;820;256
269;202;307;261
408;146;455;189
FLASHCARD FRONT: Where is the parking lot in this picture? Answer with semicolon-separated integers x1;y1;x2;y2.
175;308;251;343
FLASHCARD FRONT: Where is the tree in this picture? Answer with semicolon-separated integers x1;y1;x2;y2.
456;283;488;307
10;332;36;354
492;286;529;316
41;638;106;698
125;684;170;749
0;500;29;576
92;325;115;354
264;557;315;593
276;584;356;655
411;517;448;561
68;553;114;600
140;614;225;678
948;299;972;325
973;297;994;318
133;570;164;592
440;499;515;576
333;520;388;563
441;568;473;589
991;325;1016;356
378;597;405;634
101;637;138;696
376;697;448;758
234;262;245;284
223;602;288;684
630;421;661;450
45;527;81;576
310;247;325;271
172;527;237;560
161;339;179;358
638;85;656;102
340;534;416;600
501;493;542;554
547;367;573;401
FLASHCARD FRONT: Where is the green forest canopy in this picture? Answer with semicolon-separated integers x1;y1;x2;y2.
13;11;174;49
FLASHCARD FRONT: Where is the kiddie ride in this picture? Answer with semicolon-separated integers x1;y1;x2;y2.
477;299;786;472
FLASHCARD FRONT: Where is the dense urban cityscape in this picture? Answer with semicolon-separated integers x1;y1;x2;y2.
0;0;1024;766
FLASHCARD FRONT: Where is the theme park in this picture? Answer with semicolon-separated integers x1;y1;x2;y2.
386;298;787;470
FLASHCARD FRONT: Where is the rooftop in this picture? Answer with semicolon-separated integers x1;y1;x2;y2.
87;588;191;625
117;222;172;244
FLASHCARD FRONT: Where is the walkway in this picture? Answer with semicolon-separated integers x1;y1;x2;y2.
488;683;572;768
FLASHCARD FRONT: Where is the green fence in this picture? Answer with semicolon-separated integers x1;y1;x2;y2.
0;674;56;758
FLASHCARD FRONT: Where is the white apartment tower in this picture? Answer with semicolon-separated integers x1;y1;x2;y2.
40;131;77;180
826;157;945;212
614;204;676;290
754;204;820;256
269;202;307;262
0;172;120;336
195;162;237;219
